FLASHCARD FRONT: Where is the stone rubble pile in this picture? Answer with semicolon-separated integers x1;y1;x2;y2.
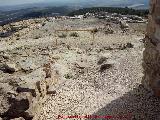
0;18;47;39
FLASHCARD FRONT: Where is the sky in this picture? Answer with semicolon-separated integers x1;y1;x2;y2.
0;0;79;6
0;0;127;6
0;0;45;6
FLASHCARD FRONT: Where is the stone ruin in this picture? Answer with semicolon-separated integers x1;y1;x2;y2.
1;0;160;119
143;0;160;96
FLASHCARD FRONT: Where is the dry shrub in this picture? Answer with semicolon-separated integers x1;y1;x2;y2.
91;28;98;33
58;33;67;38
104;28;114;34
69;32;79;37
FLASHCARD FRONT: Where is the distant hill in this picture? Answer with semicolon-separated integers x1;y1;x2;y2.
0;0;149;11
0;6;74;25
0;0;149;26
72;0;149;9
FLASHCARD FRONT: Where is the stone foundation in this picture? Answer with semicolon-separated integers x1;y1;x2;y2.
143;0;160;96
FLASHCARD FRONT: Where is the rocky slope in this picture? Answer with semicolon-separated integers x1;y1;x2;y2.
0;17;160;120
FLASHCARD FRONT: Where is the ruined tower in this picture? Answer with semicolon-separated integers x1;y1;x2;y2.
143;0;160;96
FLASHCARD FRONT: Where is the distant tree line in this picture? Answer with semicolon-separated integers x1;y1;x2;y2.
68;7;149;17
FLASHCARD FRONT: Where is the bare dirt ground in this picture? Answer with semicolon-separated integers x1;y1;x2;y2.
0;18;160;120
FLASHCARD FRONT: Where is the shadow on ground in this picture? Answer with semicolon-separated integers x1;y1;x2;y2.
89;85;160;120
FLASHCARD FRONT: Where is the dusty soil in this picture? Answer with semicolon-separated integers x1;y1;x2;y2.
0;18;160;120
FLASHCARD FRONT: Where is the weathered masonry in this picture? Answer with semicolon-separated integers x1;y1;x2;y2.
143;0;160;96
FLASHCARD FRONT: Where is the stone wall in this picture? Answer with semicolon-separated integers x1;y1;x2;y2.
143;0;160;96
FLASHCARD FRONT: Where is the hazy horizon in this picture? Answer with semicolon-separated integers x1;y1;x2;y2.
0;0;77;6
0;0;149;7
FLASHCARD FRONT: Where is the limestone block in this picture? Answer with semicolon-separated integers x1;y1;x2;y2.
143;0;160;97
